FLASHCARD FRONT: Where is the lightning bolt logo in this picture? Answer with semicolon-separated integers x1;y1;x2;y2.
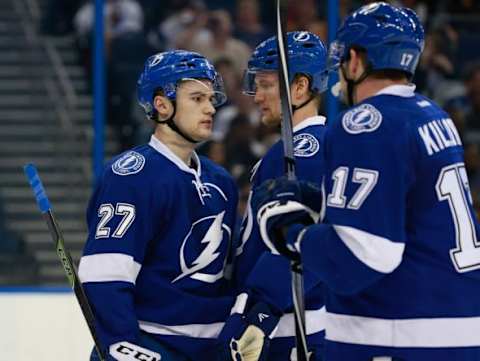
353;110;372;125
293;133;319;157
342;103;382;134
295;138;310;151
112;151;145;176
118;155;137;168
149;53;165;67
173;211;230;283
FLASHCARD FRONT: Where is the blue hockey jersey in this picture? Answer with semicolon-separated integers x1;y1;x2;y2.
235;116;327;359
78;135;238;360
298;85;480;360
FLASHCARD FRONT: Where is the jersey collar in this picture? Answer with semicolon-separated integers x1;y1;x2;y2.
149;135;202;177
374;84;416;98
293;115;327;133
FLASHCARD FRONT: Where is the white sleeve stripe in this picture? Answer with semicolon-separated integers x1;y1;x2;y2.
275;306;326;338
138;307;325;339
326;312;480;347
78;253;142;284
230;293;249;315
333;225;404;273
139;320;224;338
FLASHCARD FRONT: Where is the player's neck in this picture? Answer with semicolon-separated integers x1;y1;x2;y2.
292;100;318;128
354;78;408;104
153;127;195;166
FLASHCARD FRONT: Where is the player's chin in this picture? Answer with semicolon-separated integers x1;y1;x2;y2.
261;114;280;128
194;128;212;142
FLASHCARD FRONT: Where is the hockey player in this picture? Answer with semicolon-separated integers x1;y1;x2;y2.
253;2;480;361
217;31;329;361
79;50;240;361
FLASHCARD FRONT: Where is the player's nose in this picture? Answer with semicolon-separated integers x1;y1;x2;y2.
254;90;264;104
205;100;216;115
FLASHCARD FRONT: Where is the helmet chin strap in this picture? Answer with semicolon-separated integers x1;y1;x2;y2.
277;96;315;128
155;101;200;144
340;63;371;107
291;94;315;113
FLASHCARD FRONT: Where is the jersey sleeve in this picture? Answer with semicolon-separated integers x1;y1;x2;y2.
232;160;265;289
244;252;323;310
78;166;166;349
299;104;414;295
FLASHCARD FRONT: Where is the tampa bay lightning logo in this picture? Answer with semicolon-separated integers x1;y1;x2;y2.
112;151;145;176
149;53;164;67
173;211;231;284
358;2;381;15
342;104;382;134
293;133;319;157
293;31;310;42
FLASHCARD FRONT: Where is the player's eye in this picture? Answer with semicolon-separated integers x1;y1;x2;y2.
256;81;274;92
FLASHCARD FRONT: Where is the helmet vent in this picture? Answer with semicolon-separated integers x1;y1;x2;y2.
373;14;390;24
266;49;277;56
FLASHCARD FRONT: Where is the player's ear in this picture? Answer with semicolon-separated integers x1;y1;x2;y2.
154;95;174;121
291;75;310;102
348;49;364;81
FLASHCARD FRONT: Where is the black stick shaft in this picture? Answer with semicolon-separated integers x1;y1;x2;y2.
275;1;309;360
43;211;106;361
24;163;105;361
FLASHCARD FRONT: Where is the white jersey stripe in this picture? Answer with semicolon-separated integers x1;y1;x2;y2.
333;225;405;273
275;306;326;338
139;320;224;338
79;253;141;284
326;312;480;347
139;307;326;339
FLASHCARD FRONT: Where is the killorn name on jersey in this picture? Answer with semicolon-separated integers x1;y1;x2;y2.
418;118;462;156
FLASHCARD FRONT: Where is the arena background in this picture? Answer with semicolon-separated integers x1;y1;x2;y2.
0;0;479;359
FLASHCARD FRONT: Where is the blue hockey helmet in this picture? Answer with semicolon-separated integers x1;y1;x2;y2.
243;31;328;96
328;2;425;77
137;50;227;120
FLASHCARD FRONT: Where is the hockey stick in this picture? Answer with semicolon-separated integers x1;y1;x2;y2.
24;164;106;361
275;1;309;360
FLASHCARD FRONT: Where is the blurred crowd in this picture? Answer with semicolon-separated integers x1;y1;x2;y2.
0;197;38;285
39;0;480;215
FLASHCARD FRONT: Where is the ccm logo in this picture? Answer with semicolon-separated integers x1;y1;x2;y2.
109;341;161;361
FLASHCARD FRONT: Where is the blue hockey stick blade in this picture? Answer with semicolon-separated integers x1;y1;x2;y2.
24;163;51;213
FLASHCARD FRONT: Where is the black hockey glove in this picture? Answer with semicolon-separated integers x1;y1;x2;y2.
252;176;322;260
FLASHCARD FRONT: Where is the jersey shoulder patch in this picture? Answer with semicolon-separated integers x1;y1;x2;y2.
112;151;146;176
342;103;382;135
294;133;320;157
